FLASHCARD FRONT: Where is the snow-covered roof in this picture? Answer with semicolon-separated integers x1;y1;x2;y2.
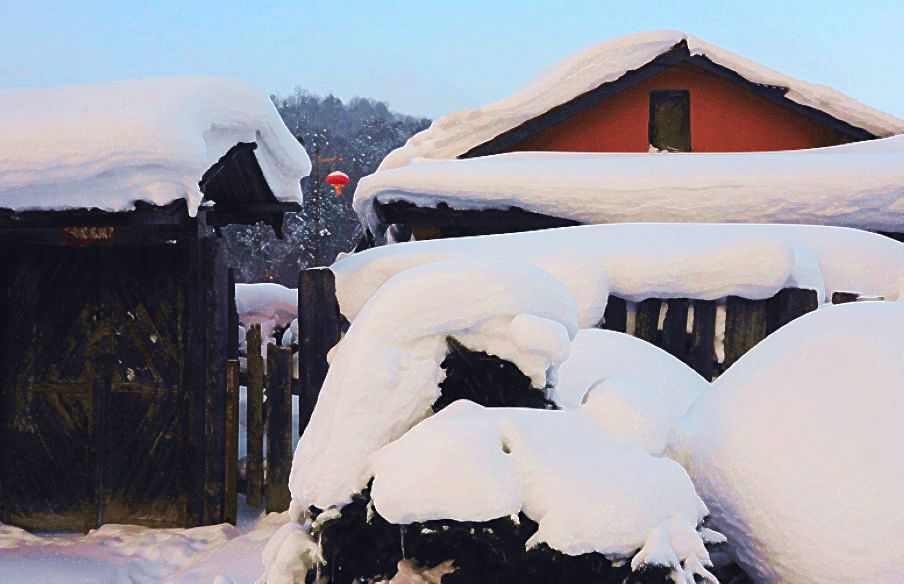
381;31;904;171
0;77;311;216
355;135;904;233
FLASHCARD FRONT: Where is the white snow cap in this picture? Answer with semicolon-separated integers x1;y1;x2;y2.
370;400;720;582
672;302;904;583
288;258;578;510
0;77;311;216
355;136;904;233
332;223;904;329
380;30;903;171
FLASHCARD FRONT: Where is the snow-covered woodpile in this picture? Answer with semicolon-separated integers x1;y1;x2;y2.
263;221;904;583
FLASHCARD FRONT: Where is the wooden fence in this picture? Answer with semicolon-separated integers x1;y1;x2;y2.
233;269;879;513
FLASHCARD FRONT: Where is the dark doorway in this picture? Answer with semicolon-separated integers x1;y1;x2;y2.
649;90;691;152
0;244;189;531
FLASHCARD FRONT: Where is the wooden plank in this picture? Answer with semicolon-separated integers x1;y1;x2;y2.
298;268;342;437
227;269;239;360
245;324;265;508
265;344;293;513
201;236;228;525
634;299;661;345
724;296;768;369
832;291;859;305
224;360;240;525
661;299;690;363
766;287;819;334
689;300;716;381
599;295;627;332
183;224;206;527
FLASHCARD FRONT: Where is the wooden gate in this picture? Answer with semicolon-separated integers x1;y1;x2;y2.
0;244;189;531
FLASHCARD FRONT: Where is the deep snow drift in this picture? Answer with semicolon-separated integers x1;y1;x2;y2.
356;136;904;233
380;31;903;171
288;258;578;511
331;223;904;328
672;302;904;582
0;77;311;216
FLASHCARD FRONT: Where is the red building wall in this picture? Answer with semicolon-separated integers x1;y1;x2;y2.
510;62;850;153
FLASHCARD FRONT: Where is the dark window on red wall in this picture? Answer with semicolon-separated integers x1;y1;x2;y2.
649;90;691;152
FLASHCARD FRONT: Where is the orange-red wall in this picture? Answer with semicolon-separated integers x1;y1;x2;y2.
511;62;850;153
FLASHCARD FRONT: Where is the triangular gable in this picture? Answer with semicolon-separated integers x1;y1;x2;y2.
462;40;876;158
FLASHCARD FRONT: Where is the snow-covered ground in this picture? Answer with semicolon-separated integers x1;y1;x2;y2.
0;499;289;584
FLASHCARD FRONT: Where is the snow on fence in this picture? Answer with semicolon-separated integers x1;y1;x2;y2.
291;267;884;435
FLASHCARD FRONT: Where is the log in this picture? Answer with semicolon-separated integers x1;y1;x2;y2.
689;300;716;381
724;296;768;369
298;268;342;437
224;359;239;524
265;344;293;513
766;287;819;334
634;299;660;344
201;236;227;525
661;299;690;363
832;291;859;305
245;324;264;508
599;295;627;332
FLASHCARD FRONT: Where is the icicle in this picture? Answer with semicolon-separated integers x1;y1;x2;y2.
400;526;406;560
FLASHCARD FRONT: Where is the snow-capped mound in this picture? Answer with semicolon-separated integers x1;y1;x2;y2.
0;77;310;216
380;31;903;171
370;400;720;582
332;223;904;329
288;259;578;510
672;302;904;582
355;136;904;233
553;328;709;411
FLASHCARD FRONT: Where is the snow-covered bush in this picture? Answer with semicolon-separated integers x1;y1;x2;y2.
672;301;904;582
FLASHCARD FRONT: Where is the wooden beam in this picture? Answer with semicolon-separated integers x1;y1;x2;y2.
224;360;240;525
245;325;265;508
298;268;342;437
724;296;768;368
661;299;690;363
689;300;716;381
599;295;627;332
765;287;819;334
265;344;293;513
634;299;661;345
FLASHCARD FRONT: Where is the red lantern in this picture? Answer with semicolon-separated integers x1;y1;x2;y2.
326;171;350;196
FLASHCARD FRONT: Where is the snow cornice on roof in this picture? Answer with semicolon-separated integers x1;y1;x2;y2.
379;31;904;172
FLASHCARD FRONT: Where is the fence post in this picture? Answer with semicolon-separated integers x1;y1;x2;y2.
634;298;660;344
224;359;240;524
265;344;293;513
298;268;342;437
661;299;690;363
245;324;264;508
724;296;768;369
766;287;819;334
689;300;716;381
599;295;627;332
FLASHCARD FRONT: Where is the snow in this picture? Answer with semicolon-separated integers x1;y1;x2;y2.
0;500;289;584
380;30;903;171
235;283;297;343
356;136;904;233
369;400;719;582
0;77;311;216
332;222;904;329
554;328;710;411
288;258;579;511
671;302;904;583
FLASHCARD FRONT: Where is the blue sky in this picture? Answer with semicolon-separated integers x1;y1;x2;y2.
2;0;901;119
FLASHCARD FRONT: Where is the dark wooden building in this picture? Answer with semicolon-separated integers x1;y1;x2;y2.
0;143;300;531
